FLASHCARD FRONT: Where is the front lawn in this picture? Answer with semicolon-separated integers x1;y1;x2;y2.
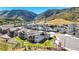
15;36;55;49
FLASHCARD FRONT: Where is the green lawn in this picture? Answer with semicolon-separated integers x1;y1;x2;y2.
15;36;55;49
0;35;56;51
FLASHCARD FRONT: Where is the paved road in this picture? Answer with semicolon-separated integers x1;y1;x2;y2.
56;34;79;51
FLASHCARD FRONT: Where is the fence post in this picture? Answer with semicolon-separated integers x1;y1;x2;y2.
64;38;66;48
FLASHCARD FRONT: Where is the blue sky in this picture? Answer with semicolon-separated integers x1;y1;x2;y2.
0;7;65;14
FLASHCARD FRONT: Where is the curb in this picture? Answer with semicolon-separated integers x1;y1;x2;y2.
64;47;76;51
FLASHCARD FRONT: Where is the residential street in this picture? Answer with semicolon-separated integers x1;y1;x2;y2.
56;33;79;51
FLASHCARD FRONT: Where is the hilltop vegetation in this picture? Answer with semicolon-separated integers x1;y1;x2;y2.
0;18;24;25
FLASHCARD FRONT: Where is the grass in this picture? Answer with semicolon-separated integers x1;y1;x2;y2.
0;37;13;51
0;43;11;51
24;40;55;48
15;36;55;49
37;18;79;25
15;37;24;48
16;37;24;43
0;35;56;51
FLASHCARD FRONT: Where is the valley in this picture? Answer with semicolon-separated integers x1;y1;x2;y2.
0;7;79;51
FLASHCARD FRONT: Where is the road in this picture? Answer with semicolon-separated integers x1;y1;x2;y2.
56;33;79;51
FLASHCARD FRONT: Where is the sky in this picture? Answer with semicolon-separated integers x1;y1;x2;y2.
0;7;65;14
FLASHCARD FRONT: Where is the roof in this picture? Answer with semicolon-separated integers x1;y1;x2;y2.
1;34;10;39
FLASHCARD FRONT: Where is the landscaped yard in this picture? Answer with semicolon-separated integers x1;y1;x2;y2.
15;36;55;50
0;34;56;51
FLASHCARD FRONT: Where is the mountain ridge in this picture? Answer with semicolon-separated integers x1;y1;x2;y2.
0;10;37;21
0;7;79;25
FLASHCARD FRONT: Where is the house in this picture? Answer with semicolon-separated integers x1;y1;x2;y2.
0;26;8;34
8;27;21;38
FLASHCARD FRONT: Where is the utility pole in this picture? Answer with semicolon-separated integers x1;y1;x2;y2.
64;38;66;48
72;14;78;36
44;16;46;25
41;16;46;25
14;15;18;26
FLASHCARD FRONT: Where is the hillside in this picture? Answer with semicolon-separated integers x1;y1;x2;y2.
35;9;61;20
36;7;79;25
46;19;76;25
49;7;79;21
0;10;38;25
54;7;79;21
0;10;37;21
36;18;79;25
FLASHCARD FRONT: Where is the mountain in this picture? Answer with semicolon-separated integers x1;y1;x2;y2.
0;10;37;21
47;7;79;21
53;7;79;21
0;7;79;25
36;7;79;25
35;9;61;20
